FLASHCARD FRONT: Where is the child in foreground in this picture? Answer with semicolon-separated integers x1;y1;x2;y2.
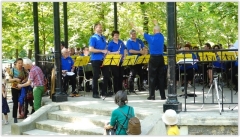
162;109;180;135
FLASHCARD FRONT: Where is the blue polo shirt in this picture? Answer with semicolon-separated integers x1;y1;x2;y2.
126;38;144;55
89;33;107;61
108;40;126;62
61;56;74;71
144;33;164;55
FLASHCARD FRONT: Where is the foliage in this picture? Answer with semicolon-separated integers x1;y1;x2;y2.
2;2;238;59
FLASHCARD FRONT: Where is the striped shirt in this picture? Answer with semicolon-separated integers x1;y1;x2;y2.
29;65;44;87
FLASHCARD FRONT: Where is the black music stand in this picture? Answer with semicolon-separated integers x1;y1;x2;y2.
176;54;198;98
102;54;122;99
122;55;138;95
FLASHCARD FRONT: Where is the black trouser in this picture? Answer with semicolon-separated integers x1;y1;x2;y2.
24;98;33;117
148;55;166;98
110;62;124;93
11;88;20;118
155;67;167;90
62;74;76;93
128;64;144;91
91;60;110;96
78;69;92;91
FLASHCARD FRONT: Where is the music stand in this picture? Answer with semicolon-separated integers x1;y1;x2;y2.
71;55;79;62
74;56;90;96
122;55;138;67
122;55;138;95
74;56;90;67
135;55;150;65
217;52;236;61
176;54;196;98
102;54;122;66
101;54;122;100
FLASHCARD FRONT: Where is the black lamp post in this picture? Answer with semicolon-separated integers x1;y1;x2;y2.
52;2;68;102
163;2;182;113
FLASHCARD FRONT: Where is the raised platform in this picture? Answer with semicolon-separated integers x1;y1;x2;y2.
10;85;238;135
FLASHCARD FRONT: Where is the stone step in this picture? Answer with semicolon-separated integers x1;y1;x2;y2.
48;110;110;127
59;104;112;116
59;103;147;120
23;129;67;135
35;119;104;135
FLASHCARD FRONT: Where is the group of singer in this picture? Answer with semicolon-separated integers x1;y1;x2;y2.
60;20;167;100
60;20;238;100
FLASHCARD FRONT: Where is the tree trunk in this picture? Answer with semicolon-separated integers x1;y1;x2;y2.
28;49;32;59
140;2;149;33
15;49;18;59
193;20;203;47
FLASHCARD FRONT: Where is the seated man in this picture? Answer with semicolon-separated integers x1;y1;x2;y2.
61;48;79;97
176;44;198;88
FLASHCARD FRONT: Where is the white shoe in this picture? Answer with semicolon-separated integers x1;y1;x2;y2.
4;121;9;125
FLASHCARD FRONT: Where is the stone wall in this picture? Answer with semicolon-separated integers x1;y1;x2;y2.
188;126;238;135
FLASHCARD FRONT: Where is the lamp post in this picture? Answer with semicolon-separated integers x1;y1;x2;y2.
52;2;68;102
163;2;182;113
33;2;39;66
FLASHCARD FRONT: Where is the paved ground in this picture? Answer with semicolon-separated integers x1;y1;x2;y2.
1;84;238;135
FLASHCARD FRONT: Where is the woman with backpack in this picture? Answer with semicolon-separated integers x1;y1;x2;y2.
6;58;28;123
104;90;136;135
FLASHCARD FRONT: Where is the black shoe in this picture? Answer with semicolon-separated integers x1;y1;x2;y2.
31;109;35;114
138;87;146;91
161;97;166;100
129;90;134;93
14;118;18;123
93;94;100;98
147;96;155;100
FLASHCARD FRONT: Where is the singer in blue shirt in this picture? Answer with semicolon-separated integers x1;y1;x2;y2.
89;23;110;99
126;30;146;93
108;30;127;94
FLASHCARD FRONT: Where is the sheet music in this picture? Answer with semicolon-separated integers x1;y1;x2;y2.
177;59;199;65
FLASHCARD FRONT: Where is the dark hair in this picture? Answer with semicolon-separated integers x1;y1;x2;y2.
213;45;220;49
204;43;211;49
15;58;23;64
114;90;128;107
184;44;191;49
193;46;199;50
111;30;119;37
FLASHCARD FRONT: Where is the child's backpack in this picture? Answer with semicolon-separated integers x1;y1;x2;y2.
119;106;141;135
